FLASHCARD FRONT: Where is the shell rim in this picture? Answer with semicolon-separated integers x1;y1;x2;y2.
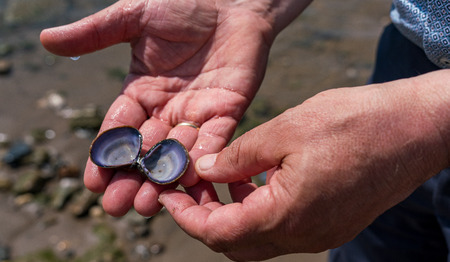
89;126;143;168
139;138;190;185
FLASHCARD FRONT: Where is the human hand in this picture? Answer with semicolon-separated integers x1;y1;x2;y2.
159;73;450;261
40;0;280;217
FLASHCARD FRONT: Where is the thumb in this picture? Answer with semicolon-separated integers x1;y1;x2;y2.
195;126;283;183
40;1;140;56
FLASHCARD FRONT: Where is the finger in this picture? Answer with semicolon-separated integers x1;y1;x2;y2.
100;94;148;132
158;189;214;240
83;159;113;193
133;118;173;216
40;0;142;56
266;167;278;184
228;178;258;203
139;117;172;151
83;94;147;194
159;188;274;253
102;169;145;217
224;243;287;262
167;123;221;204
134;181;178;217
195;121;283;183
166;121;200;185
185;179;219;205
180;117;238;187
167;122;200;150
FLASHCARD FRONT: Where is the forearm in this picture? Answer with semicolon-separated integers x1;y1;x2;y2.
374;69;450;183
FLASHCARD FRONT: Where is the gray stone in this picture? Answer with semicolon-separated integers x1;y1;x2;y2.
57;165;81;178
0;59;12;75
67;188;100;217
0;244;10;261
51;178;81;210
0;43;14;57
149;243;164;255
2;141;31;167
12;169;46;195
0;176;13;191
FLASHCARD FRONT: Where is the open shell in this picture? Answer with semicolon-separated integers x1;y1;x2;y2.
89;126;189;184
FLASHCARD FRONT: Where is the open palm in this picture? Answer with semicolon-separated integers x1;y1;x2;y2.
41;0;273;217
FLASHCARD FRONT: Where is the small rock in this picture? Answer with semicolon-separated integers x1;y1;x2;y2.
21;201;45;217
57;165;80;178
13;169;46;194
25;147;51;167
0;175;13;191
68;105;103;132
134;244;150;260
2;141;32;167
40;214;58;229
51;178;81;210
0;133;9;147
89;205;105;219
67;188;100;217
0;243;11;261
0;43;14;57
37;91;67;111
149;243;164;255
0;59;12;75
14;193;33;206
124;209;150;239
30;128;55;143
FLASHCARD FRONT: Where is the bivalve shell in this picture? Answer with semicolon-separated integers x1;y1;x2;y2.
89;126;189;184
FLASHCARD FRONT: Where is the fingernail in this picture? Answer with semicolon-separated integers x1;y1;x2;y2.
196;154;217;171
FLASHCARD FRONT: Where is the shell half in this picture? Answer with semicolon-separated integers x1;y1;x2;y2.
138;139;189;184
89;126;142;168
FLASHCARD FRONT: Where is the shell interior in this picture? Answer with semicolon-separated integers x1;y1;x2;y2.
139;139;189;184
89;126;142;168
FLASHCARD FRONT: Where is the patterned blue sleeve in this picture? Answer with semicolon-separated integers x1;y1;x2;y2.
392;0;450;68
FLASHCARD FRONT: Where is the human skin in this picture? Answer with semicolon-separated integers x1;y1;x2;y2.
41;0;450;260
40;0;312;217
159;70;450;260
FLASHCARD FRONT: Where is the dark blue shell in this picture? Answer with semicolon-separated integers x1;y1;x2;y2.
138;139;189;184
89;126;189;184
89;126;142;168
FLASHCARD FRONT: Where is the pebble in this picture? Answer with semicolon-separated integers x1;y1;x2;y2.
67;188;100;217
68;105;103;131
14;193;33;206
2;141;32;167
51;178;81;210
27;147;51;167
134;244;150;260
124;209;150;240
0;176;13;191
36;90;67;112
89;205;105;219
0;59;12;75
12;169;46;194
0;244;11;261
0;43;14;57
0;133;9;147
149;243;164;255
57;165;80;178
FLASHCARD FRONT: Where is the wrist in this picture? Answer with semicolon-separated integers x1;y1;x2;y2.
378;69;450;180
413;69;450;164
224;0;313;42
